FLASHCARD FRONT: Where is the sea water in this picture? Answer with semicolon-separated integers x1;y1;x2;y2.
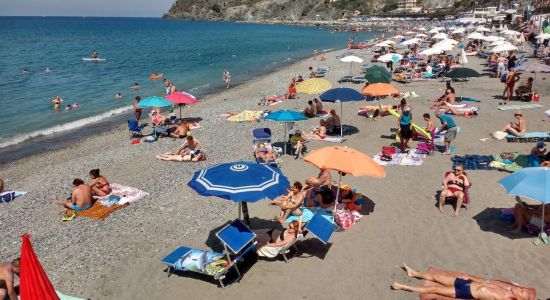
0;17;375;151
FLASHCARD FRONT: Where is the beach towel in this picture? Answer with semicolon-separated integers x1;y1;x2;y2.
420;267;536;300
286;207;334;224
226;110;263;122
373;151;426;166
65;184;148;220
498;103;543;111
456;97;478;102
0;191;27;203
451;155;495;170
507;132;550;142
306;135;344;143
490;152;528;172
267;95;284;106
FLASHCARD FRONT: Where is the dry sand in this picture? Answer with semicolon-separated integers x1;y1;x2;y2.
1;43;549;300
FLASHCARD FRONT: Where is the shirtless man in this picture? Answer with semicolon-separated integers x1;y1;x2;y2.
170;121;189;138
503;67;520;103
392;263;530;300
55;178;93;211
157;135;205;162
500;111;526;137
0;258;20;300
303;168;332;190
50;96;63;110
512;200;550;233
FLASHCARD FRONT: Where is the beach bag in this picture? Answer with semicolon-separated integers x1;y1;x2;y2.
382;146;397;156
0;192;16;203
333;209;355;230
492;131;507;140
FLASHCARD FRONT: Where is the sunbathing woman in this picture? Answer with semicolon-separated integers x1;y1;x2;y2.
392;263;530;300
305;119;327;139
254;220;301;258
438;164;470;217
444;106;477;119
270;181;304;224
157;135;206;162
89;169;111;196
255;143;276;162
500;111;526;137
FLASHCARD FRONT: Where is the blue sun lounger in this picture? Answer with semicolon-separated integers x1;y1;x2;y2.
160;219;257;287
278;212;335;263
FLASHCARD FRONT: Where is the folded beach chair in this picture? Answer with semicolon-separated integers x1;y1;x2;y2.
160;219;257;288
442;171;471;209
127;120;143;138
278;212;335;263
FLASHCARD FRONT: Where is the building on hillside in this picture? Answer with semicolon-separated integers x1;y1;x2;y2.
397;0;422;13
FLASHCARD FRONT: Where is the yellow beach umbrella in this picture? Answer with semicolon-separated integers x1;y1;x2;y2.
296;78;332;94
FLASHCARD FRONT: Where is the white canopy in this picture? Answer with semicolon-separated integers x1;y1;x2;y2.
502;29;520;36
491;44;518;53
378;53;403;63
489;40;512;47
536;33;550;40
476;26;491;32
382;40;396;44
415;33;428;38
467;32;485;40
433;44;454;51
432;32;449;39
401;38;421;46
340;55;364;63
483;35;505;42
374;42;390;47
420;48;442;55
452;28;465;34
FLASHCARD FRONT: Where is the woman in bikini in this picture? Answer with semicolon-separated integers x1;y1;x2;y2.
254;220;301;258
306;119;327;139
255;143;276;163
500;111;526;137
270;182;304;224
88;169;111;196
438;164;470;216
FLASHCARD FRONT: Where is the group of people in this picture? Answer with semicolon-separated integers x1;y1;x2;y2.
54;169;110;211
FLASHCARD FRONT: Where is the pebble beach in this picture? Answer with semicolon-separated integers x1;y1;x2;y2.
2;34;550;300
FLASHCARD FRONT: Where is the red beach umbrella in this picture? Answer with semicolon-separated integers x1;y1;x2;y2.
166;91;198;118
19;234;60;300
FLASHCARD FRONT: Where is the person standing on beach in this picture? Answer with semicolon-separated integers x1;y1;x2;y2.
133;96;143;122
503;67;520;103
0;258;20;300
435;111;457;155
223;70;231;88
313;49;318;61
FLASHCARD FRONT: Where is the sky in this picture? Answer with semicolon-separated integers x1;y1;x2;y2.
0;0;176;17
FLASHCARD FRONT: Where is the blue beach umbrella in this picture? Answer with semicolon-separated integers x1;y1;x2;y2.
137;96;173;108
498;167;550;236
319;87;366;138
188;161;290;226
265;110;307;154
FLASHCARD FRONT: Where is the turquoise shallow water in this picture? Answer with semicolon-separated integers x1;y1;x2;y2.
0;17;375;148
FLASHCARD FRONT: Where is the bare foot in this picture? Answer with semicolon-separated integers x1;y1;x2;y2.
439;205;444;214
402;263;416;277
391;282;404;290
454;211;460;217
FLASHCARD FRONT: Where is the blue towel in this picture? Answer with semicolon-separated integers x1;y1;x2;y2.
507;132;550;139
451;155;496;170
286;208;334;224
0;191;26;203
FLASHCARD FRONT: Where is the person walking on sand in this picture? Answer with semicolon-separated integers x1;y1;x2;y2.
133;96;143;122
223;70;231;88
435;111;457;155
392;263;530;300
0;258;20;300
503;67;520;103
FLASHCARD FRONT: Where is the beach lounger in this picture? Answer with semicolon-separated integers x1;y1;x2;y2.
252;128;280;166
352;76;366;84
506;132;550;143
337;75;354;83
160;219;257;288
497;103;543;111
127;120;143;138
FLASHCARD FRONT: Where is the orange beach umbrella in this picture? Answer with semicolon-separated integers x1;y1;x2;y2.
361;83;399;97
303;146;385;209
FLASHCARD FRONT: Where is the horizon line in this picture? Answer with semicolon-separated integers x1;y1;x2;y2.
0;15;165;18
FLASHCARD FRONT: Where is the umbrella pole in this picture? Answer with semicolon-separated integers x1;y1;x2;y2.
333;172;342;210
541;204;546;236
284;122;287;155
179;104;182;119
340;101;343;138
349;62;352;76
241;202;251;227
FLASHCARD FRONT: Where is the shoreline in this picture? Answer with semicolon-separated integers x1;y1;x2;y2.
0;42;368;165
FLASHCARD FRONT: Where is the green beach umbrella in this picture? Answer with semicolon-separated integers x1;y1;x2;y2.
445;67;481;79
364;65;391;84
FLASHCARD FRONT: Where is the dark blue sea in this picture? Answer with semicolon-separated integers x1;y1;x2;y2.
0;17;376;152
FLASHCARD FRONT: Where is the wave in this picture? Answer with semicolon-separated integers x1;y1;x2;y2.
0;105;133;149
189;83;210;92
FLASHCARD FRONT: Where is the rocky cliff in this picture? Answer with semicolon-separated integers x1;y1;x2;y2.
163;0;501;21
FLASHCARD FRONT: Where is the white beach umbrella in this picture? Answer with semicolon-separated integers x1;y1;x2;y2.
405;31;416;35
378;53;403;63
420;48;442;55
459;48;468;65
433;27;445;31
467;32;485;40
382;40;396;44
502;29;520;36
489;40;512;47
452;28;465;34
415;33;428;38
483;35;505;42
476;26;491;32
374;42;390;47
428;28;441;34
518;33;525;44
400;38;421;46
491;44;518;53
433;44;454;51
432;32;449;40
340;55;363;75
536;33;550;40
393;35;405;39
418;27;426;31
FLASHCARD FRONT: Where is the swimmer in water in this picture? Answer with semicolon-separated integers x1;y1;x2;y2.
50;96;63;110
115;92;122;100
73;102;79;108
66;103;72;110
131;83;140;89
45;67;52;73
91;50;98;59
22;69;28;75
